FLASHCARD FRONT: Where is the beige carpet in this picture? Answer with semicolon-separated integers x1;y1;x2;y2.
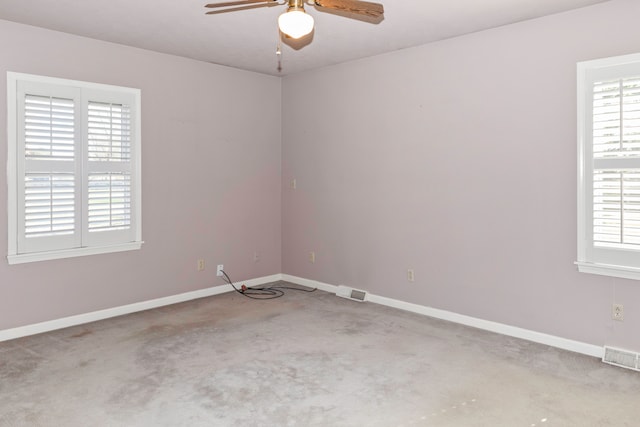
1;282;639;426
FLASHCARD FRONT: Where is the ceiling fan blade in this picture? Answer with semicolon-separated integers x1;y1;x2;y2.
205;2;280;14
205;0;276;9
313;0;383;17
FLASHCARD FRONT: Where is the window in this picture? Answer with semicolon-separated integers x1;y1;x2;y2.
577;53;640;280
7;72;142;264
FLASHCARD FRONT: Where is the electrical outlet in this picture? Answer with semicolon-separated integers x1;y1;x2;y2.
407;269;415;282
197;259;205;271
309;251;315;263
216;264;224;277
613;304;624;321
291;178;297;190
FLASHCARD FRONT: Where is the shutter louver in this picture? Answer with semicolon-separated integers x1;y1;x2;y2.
593;170;621;245
88;101;131;162
623;78;640;154
593;77;640;158
593;170;640;247
24;95;75;161
24;173;75;238
88;173;131;232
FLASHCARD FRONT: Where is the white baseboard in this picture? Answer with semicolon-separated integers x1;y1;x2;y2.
281;274;338;294
1;272;604;359
283;274;604;359
0;274;282;342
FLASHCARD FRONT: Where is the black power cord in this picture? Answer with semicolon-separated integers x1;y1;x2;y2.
221;270;317;300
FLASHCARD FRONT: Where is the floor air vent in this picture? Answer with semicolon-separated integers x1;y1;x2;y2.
336;285;367;302
603;346;640;371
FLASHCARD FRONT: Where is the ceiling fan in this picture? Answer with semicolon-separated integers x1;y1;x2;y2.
205;0;384;39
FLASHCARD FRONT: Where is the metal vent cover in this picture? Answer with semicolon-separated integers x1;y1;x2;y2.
336;285;367;302
603;346;640;371
350;289;366;301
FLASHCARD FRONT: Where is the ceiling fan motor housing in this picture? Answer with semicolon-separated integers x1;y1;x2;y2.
287;0;306;12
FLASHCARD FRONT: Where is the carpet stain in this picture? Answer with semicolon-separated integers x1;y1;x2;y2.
2;286;640;426
0;348;44;382
69;329;93;339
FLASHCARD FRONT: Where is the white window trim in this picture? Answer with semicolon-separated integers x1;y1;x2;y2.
576;52;640;280
6;72;143;264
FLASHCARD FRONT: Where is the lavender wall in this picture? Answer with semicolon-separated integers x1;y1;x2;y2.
3;0;640;352
282;0;640;351
0;20;282;329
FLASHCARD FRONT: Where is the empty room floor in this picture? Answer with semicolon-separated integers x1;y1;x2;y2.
1;282;639;426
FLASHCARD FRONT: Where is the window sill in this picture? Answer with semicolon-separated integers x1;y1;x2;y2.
7;241;144;265
575;261;640;281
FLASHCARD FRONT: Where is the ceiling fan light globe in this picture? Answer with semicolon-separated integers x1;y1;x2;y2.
278;10;314;39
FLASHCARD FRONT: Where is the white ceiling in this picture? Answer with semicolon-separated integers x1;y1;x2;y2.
0;0;610;76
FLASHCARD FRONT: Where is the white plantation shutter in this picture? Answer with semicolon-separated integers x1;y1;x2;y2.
24;174;75;238
7;73;141;264
24;94;75;161
88;173;131;232
577;54;640;279
593;170;640;248
87;101;131;161
83;92;136;246
592;78;640;158
17;82;81;253
592;77;640;250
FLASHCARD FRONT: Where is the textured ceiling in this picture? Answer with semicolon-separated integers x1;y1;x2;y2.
0;0;610;76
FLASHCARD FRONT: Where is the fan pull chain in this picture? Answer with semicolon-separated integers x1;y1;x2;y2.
276;31;283;73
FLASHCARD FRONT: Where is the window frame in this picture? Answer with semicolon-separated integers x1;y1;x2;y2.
6;72;143;264
577;53;640;280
